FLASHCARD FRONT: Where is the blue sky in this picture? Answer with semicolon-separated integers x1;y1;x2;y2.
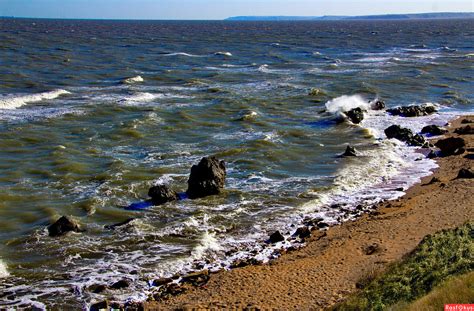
0;0;472;19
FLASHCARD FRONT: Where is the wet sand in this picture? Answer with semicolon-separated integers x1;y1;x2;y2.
145;116;473;310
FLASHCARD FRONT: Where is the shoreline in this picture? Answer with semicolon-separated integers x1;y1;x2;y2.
144;115;473;310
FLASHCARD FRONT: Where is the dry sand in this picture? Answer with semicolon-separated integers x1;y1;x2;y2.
145;116;473;311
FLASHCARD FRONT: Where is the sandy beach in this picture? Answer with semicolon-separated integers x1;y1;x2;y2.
145;116;473;310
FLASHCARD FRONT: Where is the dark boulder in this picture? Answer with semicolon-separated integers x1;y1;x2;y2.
186;157;226;199
294;226;311;239
269;231;285;243
48;216;83;237
88;284;107;294
387;105;437;117
384;125;428;147
90;300;108;311
342;145;357;157
370;100;386;110
421;125;448;136
110;280;129;290
148;184;178;205
345;107;364;124
435;137;466;156
461;119;473;124
456;168;474;179
180;270;210;286
454;125;474;135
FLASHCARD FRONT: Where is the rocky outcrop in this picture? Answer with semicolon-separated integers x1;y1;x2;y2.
180;270;210;287
387;104;437;117
461;119;473;124
342;145;357;157
148;184;179;205
454;125;474;135
48;216;83;237
110;280;130;290
269;231;285;243
294;226;311;239
456;168;474;179
344;107;364;124
384;125;428;147
370;100;386;110
435;137;466;156
186;157;226;199
421;125;448;136
90;300;108;311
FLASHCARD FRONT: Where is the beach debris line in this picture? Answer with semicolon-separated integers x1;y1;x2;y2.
48;216;83;237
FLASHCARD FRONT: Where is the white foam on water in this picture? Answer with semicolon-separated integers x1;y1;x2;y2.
0;259;9;278
0;89;71;109
161;52;206;57
325;94;370;114
123;75;144;84
214;51;232;57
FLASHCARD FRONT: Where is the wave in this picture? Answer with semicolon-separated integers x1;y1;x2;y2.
161;52;206;57
122;75;144;84
0;89;71;110
325;94;370;114
214;51;233;57
118;92;160;104
0;259;8;278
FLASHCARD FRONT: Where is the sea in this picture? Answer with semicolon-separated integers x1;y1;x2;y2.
0;18;473;309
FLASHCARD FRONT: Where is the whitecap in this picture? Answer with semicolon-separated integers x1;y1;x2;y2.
161;52;206;57
325;94;370;114
123;75;144;84
0;89;71;109
214;51;232;57
0;259;9;278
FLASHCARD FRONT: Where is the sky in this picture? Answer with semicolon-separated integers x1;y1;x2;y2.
0;0;472;20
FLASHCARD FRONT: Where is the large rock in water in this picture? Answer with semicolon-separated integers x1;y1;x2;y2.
387;105;437;117
344;107;364;124
186;156;226;199
148;184;178;205
370;100;386;110
435;137;466;156
384;125;428;147
421;125;448;136
342;145;357;157
48;216;82;237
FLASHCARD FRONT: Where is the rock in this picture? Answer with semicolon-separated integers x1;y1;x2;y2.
461;119;473;124
308;88;323;96
317;222;329;229
148;184;178;205
294;226;311;239
370;100;386;110
269;231;285;243
186;157;226;199
387;104;437;117
456;168;474;179
48;216;82;237
435;137;466;156
421;125;448;136
427;149;438;158
230;258;261;269
454;125;474;135
152;277;173;287
90;300;108;311
364;243;380;255
345;107;364;124
180;270;210;287
426;177;441;185
104;218;135;230
88;284;107;294
342;145;357;157
384;125;428;147
153;283;186;301
110;280;129;290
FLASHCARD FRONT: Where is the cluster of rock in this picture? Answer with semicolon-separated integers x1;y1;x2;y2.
384;125;429;147
342;100;386;124
48;156;227;237
387;104;437;117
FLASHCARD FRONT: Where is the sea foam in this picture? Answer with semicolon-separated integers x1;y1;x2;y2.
325;94;370;114
0;89;71;110
0;260;9;278
123;75;144;84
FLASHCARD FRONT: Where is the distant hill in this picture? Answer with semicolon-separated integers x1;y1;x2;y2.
225;12;474;21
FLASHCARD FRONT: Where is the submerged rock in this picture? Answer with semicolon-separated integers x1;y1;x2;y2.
421;125;448;136
344;107;364;124
90;300;108;311
48;216;83;237
110;280;129;290
104;218;135;230
342;145;357;157
435;137;466;156
370;100;386;110
384;125;428;147
269;231;285;243
148;184;179;205
456;168;474;179
454;125;474;135
387;104;437;117
186;156;226;199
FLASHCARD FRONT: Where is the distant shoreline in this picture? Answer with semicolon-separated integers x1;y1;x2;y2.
1;12;473;22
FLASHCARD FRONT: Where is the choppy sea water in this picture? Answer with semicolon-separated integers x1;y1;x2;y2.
0;18;473;309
